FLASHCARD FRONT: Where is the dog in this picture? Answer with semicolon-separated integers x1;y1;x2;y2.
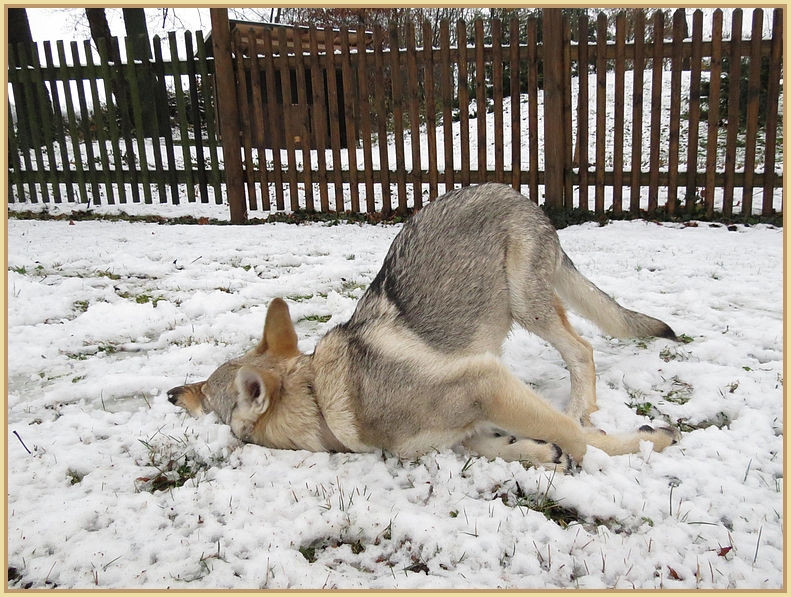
168;183;680;471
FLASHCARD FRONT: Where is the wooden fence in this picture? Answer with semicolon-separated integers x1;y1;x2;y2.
7;8;784;221
7;31;221;207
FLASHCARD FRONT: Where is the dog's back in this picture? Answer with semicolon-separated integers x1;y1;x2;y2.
348;183;561;355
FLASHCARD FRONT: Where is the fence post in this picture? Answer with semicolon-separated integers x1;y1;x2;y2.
210;8;246;224
542;9;566;210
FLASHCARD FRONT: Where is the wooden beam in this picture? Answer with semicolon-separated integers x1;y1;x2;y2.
210;8;246;224
543;8;565;209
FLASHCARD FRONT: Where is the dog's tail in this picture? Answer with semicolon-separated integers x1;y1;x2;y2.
554;251;677;340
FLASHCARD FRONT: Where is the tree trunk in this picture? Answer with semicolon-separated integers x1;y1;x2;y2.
121;8;164;136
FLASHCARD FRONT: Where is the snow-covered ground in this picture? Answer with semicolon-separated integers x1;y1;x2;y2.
6;215;783;589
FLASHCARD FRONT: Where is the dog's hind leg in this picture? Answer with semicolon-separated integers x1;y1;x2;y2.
511;292;598;426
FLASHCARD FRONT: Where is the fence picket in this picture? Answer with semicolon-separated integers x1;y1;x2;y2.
440;20;455;193
14;43;48;203
168;32;194;204
260;28;285;210
667;9;685;215
457;20;471;190
195;31;222;204
292;27;313;212
325;26;345;212
185;31;209;204
613;13;626;214
509;17;520;192
629;11;645;214
248;30;271;211
8;102;26;202
578;15;590;210
389;22;408;213
355;27;375;211
722;9;743;218
340;27;361;213
406;22;423;208
474;19;487;185
152;35;180;204
527;18;539;203
762;8;782;214
307;26;329;212
423;20;438;200
685;10;704;211
232;29;256;209
491;18;504;185
94;38;126;204
595;13;607;214
648;11;664;213
55;40;89;203
31;41;59;202
704;10;723;217
562;15;573;208
741;9;764;215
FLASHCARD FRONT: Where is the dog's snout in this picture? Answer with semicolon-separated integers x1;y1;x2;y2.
167;387;182;404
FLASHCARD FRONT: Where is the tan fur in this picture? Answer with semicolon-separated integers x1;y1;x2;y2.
169;299;679;472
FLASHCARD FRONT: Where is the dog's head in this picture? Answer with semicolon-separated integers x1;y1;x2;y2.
167;298;303;425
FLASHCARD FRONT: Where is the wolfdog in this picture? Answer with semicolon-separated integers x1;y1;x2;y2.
168;183;679;470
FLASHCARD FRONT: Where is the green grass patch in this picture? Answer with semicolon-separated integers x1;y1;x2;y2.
135;436;210;493
96;270;121;280
498;480;582;528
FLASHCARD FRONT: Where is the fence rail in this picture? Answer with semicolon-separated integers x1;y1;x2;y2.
7;8;784;220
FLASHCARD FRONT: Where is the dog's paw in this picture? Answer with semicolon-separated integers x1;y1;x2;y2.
638;424;681;450
465;431;571;472
510;437;572;472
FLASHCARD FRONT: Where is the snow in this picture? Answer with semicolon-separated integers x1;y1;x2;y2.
6;215;783;589
6;8;785;588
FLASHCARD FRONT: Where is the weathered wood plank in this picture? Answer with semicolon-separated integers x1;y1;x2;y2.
704;10;723;217
406;22;423;208
666;9;685;214
741;9;763;216
722;9;743;218
595;13;607;214
762;8;782;214
457;20;471;189
685;10;704;212
389;22;408;213
629;12;645;214
647;11;664;214
612;12;626;214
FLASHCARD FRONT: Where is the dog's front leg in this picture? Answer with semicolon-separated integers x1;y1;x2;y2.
469;359;589;462
463;429;571;472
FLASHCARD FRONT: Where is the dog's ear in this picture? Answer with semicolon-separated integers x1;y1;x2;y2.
235;366;281;413
256;298;300;357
